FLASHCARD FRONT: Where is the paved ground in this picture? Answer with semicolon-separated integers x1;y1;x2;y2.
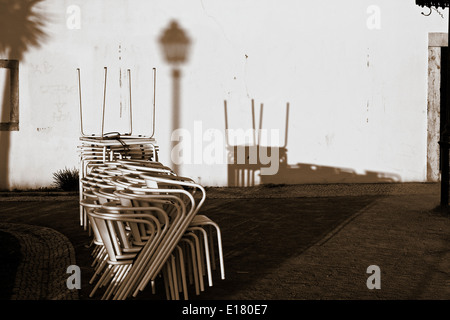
0;223;78;300
1;183;449;301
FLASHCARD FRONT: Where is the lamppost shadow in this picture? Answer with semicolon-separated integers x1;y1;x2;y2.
158;20;191;175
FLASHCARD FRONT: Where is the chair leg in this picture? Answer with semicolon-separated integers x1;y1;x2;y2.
212;223;226;280
183;241;194;286
208;225;217;271
162;265;171;300
89;257;108;284
170;254;180;300
189;227;213;287
181;238;200;295
102;265;123;300
185;232;204;292
90;264;112;298
176;245;188;300
190;217;225;280
203;221;226;280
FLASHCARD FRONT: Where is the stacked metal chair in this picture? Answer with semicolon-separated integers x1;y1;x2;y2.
77;67;225;300
77;67;159;230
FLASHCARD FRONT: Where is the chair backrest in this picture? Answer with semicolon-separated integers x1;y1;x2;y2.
80;199;103;245
114;189;184;226
128;175;203;276
89;207;162;263
92;187;118;204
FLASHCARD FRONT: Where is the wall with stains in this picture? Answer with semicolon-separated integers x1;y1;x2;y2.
0;0;448;189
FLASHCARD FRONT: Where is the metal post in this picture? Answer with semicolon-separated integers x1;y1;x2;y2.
440;17;450;207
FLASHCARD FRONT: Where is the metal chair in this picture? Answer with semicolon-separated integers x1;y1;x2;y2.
87;206;163;299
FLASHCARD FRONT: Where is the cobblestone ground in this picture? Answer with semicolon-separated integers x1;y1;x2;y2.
0;183;449;300
0;223;78;300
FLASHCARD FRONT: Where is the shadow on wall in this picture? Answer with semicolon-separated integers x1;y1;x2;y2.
226;146;401;187
225;100;401;187
0;0;48;189
262;159;401;185
157;20;191;175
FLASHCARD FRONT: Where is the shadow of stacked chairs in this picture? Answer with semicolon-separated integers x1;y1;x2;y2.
76;67;224;300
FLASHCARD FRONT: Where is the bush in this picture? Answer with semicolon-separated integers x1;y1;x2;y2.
52;167;79;191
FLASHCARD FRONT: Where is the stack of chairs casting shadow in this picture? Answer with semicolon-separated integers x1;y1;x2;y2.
76;67;224;300
79;159;225;300
77;67;159;231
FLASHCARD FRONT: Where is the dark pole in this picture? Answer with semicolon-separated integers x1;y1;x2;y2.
440;16;450;207
415;1;450;207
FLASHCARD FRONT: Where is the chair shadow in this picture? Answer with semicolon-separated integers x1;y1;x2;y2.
224;100;401;187
186;195;380;299
227;146;401;187
0;192;380;300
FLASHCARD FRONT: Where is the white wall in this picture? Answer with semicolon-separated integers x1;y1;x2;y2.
0;0;448;189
